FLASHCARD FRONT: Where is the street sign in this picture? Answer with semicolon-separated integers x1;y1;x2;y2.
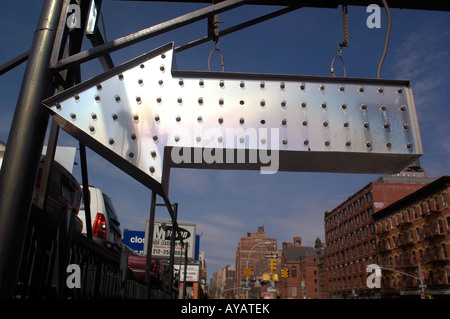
265;254;278;258
243;268;251;277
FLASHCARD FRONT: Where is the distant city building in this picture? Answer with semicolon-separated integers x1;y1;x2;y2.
235;226;278;298
279;236;324;299
372;176;450;298
209;265;236;298
323;167;433;298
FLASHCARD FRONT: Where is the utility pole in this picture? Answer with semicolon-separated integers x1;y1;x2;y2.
0;0;63;298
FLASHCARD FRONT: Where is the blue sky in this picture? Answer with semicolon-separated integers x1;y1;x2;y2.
1;1;449;279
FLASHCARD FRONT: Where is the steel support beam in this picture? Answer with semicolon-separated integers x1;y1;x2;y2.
0;0;64;298
105;0;450;12
51;0;250;71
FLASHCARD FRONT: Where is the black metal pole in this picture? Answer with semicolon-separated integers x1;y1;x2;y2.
0;0;63;298
145;191;157;297
79;143;93;239
183;242;188;299
168;203;178;298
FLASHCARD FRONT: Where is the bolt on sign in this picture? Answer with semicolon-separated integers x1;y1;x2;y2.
43;42;422;197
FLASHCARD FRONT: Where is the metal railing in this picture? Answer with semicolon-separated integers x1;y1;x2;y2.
15;205;148;299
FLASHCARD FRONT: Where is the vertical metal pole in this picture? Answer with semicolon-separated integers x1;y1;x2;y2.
36;120;60;210
168;203;178;297
79;143;92;239
183;242;188;299
0;0;63;298
145;191;157;297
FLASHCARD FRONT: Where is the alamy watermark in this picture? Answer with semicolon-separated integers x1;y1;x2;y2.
66;264;81;289
366;4;381;29
170;126;280;174
66;4;81;29
366;264;382;289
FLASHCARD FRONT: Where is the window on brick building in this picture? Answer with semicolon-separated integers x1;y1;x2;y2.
407;208;412;221
443;193;449;207
291;266;297;278
428;199;434;212
443;244;448;258
434;196;441;211
438;219;444;234
446;216;450;232
420;202;428;215
291;286;298;297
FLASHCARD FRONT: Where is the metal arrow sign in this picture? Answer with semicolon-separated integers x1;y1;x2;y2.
43;42;422;196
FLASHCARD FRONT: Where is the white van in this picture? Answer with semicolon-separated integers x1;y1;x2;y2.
79;186;123;251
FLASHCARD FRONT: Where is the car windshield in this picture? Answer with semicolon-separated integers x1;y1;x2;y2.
102;193;119;222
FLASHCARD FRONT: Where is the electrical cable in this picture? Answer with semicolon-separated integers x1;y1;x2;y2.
377;0;391;78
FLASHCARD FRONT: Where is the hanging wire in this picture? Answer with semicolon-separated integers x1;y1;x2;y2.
208;41;225;72
377;0;392;79
330;45;347;77
208;13;225;72
330;5;349;77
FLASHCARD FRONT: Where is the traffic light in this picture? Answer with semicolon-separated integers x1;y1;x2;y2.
270;259;277;273
281;268;289;278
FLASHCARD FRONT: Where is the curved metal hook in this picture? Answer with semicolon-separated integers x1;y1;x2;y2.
208;42;225;72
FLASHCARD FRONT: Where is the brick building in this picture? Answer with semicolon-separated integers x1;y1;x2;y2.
209;265;236;298
323;172;432;298
279;236;324;299
372;176;450;298
235;226;278;298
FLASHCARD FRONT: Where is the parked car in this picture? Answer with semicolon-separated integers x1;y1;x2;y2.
78;186;123;251
32;155;83;232
125;247;161;284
